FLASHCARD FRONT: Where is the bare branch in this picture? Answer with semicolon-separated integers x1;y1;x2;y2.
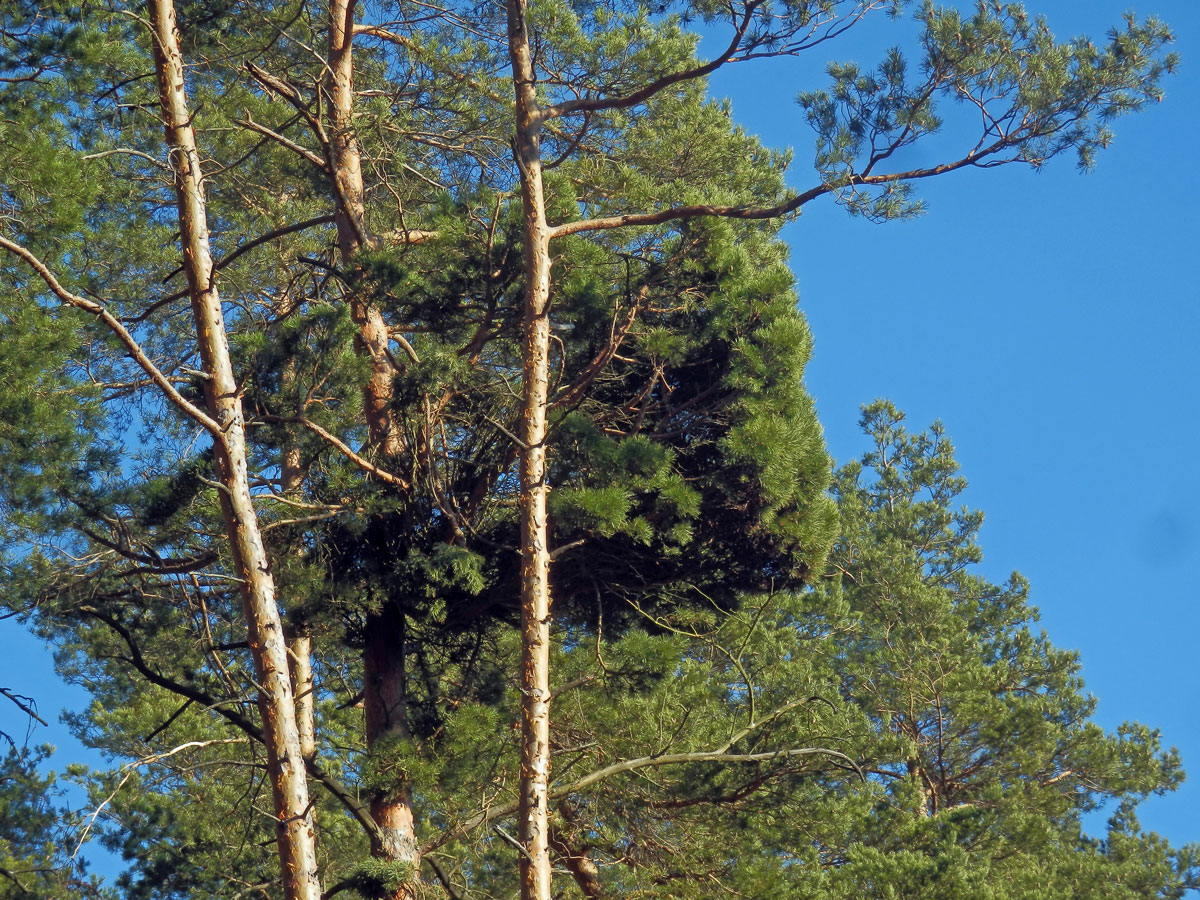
0;688;48;727
82;148;171;171
425;743;861;853
235;114;329;171
73;738;249;857
0;235;222;434
262;415;411;490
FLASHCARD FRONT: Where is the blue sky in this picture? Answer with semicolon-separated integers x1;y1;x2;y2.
1;0;1196;882
704;0;1199;846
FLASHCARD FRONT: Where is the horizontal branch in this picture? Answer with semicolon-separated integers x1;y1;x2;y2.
564;746;865;795
382;228;438;246
548;189;821;238
82;147;171;171
550;144;1010;238
425;743;861;853
352;23;415;48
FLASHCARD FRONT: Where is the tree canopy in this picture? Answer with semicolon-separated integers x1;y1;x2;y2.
0;0;1192;898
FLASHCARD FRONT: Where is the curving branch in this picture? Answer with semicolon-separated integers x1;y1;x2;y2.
542;0;762;121
425;742;862;854
80;527;217;575
0;235;222;434
549;140;1018;239
73;738;249;858
136;213;341;322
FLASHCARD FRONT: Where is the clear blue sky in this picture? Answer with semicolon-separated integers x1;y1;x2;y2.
1;0;1196;881
705;0;1199;847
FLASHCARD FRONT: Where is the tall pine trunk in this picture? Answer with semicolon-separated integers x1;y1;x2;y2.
505;1;555;897
280;297;317;768
326;2;420;891
146;2;321;898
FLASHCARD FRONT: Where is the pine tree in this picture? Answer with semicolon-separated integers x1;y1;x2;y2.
798;403;1199;900
396;405;1199;898
0;2;1185;899
0;745;106;899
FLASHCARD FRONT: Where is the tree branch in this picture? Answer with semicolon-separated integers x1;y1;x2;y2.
0;235;222;434
549;188;821;238
73;737;249;857
543;1;761;121
82;147;172;171
80;527;217;575
235;114;329;171
261;415;411;490
75;605;383;848
425;744;861;853
381;228;439;246
136;214;341;321
549;141;1013;238
550;284;648;411
0;688;48;727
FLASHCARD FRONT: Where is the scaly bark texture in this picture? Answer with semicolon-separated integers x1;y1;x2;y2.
362;601;419;871
326;3;420;891
505;0;554;897
145;2;322;898
327;0;404;460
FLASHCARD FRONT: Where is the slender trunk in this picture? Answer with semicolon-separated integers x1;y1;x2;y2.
363;602;419;871
289;632;316;760
327;0;403;459
146;3;321;898
327;3;419;892
506;2;554;898
281;422;317;766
